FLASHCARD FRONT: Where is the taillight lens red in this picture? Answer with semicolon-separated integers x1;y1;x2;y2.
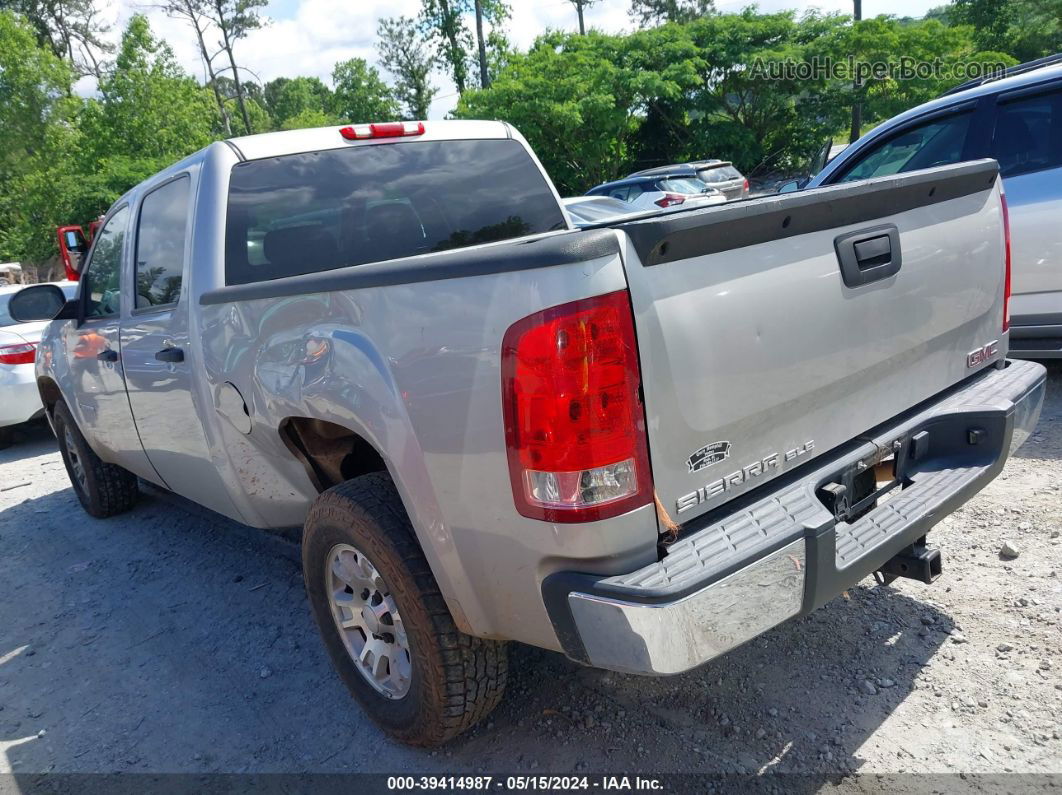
1001;192;1012;333
655;193;686;208
340;121;425;140
743;178;750;193
501;291;652;523
0;342;36;365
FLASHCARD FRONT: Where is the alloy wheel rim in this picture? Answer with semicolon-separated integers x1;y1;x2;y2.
64;426;87;492
325;543;412;699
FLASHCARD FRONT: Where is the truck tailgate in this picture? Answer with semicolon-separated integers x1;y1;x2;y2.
615;160;1007;525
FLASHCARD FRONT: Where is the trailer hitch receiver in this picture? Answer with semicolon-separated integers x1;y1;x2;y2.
874;538;942;586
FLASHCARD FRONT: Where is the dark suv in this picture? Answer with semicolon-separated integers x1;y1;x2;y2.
807;55;1062;359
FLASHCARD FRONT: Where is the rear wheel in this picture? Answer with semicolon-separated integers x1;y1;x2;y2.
53;401;138;518
302;472;508;746
0;427;12;451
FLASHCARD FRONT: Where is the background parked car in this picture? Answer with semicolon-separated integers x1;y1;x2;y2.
0;281;78;447
561;196;641;226
586;172;726;212
631;160;749;201
804;55;1062;359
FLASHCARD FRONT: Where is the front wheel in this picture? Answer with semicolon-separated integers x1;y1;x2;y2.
53;401;138;518
302;472;508;746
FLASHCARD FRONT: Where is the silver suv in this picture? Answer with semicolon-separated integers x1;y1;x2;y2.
809;56;1062;359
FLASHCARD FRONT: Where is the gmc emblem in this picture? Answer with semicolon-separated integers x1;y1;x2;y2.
967;340;999;368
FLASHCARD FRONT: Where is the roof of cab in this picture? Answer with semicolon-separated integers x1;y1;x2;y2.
226;119;513;162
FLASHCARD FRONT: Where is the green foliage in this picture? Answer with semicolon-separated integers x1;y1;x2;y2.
824;17;1016;127
0;0;111;77
456;28;701;192
79;15;219;163
420;0;474;93
331;59;398;122
458;8;1025;191
0;9;72;176
264;75;333;127
951;0;1062;62
378;16;437;119
279;107;335;130
0;14;220;264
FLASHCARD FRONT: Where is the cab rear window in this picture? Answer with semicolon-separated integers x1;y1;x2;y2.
225;139;567;285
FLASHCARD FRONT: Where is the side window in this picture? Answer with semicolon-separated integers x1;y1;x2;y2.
83;206;130;320
608;187;630;201
134;176;190;309
627;184;645;201
992;89;1062;178
837;112;974;183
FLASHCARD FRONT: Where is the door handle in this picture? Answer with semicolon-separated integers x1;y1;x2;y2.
97;349;118;363
155;347;184;363
834;224;902;288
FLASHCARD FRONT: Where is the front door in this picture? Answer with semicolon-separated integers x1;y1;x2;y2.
119;173;239;518
65;205;159;480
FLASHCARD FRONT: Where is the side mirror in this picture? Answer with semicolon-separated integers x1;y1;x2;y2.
777;179;805;194
8;284;75;323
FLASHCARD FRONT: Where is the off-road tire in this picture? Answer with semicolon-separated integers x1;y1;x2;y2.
302;472;508;746
53;400;139;518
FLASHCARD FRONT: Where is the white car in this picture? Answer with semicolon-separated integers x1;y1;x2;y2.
585;173;726;212
0;281;78;446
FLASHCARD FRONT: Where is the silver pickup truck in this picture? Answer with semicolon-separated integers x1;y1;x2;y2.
9;120;1046;746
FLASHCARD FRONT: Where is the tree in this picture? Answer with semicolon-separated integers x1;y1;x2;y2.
629;0;714;27
0;9;76;262
331;58;398;122
157;0;232;135
456;30;700;192
0;9;71;171
279;107;334;131
206;0;266;134
950;0;1013;53
377;16;437;119
569;0;596;35
950;0;1062;62
263;75;332;127
420;0;472;95
823;15;1016;126
474;0;488;86
0;0;111;77
79;15;219;162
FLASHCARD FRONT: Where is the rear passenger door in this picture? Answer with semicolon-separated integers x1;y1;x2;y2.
120;172;238;517
989;85;1062;300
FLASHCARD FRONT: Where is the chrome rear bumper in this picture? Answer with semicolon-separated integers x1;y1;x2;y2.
543;359;1046;675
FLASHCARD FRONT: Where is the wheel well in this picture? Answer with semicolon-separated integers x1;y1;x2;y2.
279;417;386;493
37;377;62;414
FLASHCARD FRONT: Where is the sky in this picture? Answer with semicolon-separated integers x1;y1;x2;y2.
83;0;944;119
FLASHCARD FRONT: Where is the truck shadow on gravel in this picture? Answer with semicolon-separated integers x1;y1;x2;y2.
0;422;58;466
1;483;955;782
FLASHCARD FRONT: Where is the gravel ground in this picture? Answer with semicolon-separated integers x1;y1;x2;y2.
1;363;1060;783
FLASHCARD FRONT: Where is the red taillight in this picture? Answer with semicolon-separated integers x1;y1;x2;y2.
1001;192;1012;333
340;121;425;140
501;291;652;523
654;193;686;208
0;342;36;365
743;178;750;193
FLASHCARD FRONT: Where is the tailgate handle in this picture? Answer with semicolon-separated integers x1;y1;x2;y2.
834;224;902;287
